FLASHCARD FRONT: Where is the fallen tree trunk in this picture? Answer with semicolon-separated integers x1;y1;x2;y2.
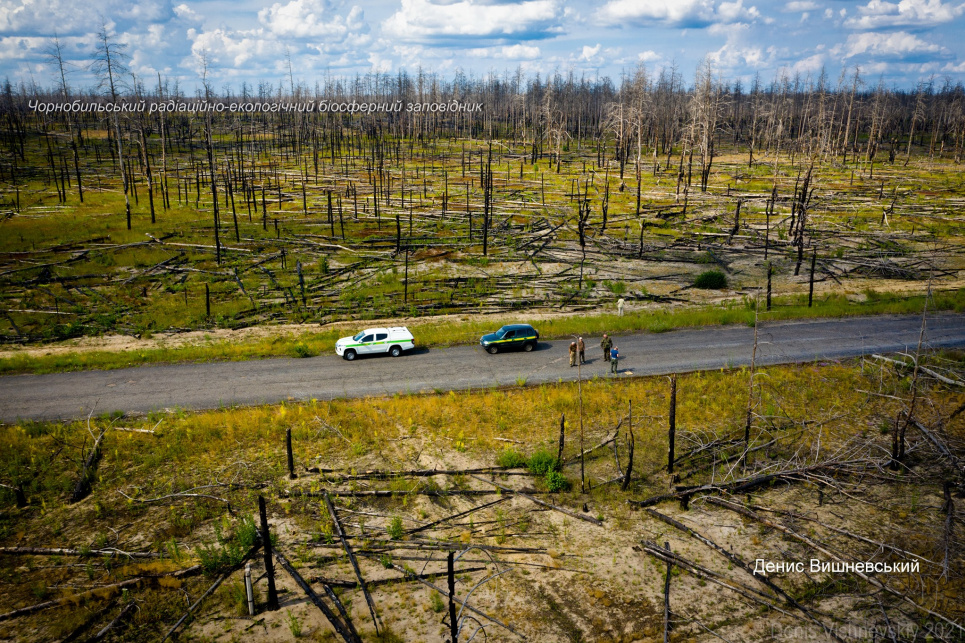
705;497;965;638
387;561;527;640
629;460;872;508
324;494;381;635
273;545;360;643
0;565;200;623
0;546;160;559
470;475;603;526
643;507;844;640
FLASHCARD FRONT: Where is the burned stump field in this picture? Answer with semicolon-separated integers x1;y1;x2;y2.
0;348;964;641
1;76;964;350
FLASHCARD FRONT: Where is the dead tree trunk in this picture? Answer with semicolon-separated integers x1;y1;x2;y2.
70;428;106;503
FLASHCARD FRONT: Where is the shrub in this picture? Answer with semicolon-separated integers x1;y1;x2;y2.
604;280;627;295
291;343;315;358
694;270;728;289
496;449;528;469
286;609;303;637
544;470;570;492
387;516;404;540
527;449;559;476
195;515;258;575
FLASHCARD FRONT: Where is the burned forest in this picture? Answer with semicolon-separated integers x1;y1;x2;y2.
1;65;965;643
1;68;963;344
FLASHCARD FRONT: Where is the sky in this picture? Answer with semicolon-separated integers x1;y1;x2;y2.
1;0;964;94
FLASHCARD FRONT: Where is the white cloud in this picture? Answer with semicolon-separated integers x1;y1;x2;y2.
580;43;601;60
598;0;760;26
173;4;203;23
368;51;392;72
467;44;541;58
638;50;660;61
718;0;761;22
790;52;826;73
500;43;541;58
189;28;282;68
258;0;367;39
842;30;944;57
383;0;561;40
784;1;819;10
708;42;767;68
845;0;965;29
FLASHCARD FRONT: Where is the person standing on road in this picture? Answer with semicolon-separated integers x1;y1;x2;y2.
610;346;619;373
578;336;586;364
601;334;613;362
569;341;578;367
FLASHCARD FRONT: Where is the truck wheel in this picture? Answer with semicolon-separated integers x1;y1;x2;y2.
389;345;402;357
523;341;535;352
344;349;357;361
486;345;498;354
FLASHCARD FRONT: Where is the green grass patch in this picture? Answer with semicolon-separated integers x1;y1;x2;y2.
1;288;962;375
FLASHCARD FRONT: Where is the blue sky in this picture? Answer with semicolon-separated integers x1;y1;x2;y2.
1;0;964;93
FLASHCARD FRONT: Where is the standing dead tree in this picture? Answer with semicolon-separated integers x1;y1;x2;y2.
91;23;132;230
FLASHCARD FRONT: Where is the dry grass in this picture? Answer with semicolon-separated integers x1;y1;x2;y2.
1;355;963;641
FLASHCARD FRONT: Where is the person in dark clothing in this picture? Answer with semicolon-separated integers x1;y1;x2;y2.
610;346;619;373
601;334;613;362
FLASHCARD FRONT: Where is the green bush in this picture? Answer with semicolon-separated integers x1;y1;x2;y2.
604;280;627;295
387;516;404;540
291;343;315;358
694;270;728;289
527;449;559;476
496;449;528;469
544;470;570;492
195;515;259;575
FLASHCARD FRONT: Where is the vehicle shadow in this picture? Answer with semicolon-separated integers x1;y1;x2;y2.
342;346;430;361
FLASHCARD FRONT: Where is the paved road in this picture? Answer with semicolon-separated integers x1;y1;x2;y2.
1;314;963;422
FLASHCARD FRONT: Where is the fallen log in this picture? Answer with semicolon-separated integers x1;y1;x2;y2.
309;566;488;589
387;561;526;640
284;488;499;499
405;497;511;536
629;461;871;509
324;494;381;635
643;507;844;640
1;565;200;623
705;497;965;638
304;465;526;479
470;474;603;526
87;601;136;642
273;545;360;643
872;354;964;388
0;546;160;559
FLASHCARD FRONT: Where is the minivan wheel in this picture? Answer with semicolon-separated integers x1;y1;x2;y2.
523;341;535;352
486;345;498;354
389;345;402;357
344;349;357;361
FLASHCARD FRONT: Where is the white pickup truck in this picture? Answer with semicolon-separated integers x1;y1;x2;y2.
335;327;416;361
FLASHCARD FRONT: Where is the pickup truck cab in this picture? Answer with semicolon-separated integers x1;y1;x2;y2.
335;327;415;361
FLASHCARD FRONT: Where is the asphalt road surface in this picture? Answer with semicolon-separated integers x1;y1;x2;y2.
2;313;963;422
